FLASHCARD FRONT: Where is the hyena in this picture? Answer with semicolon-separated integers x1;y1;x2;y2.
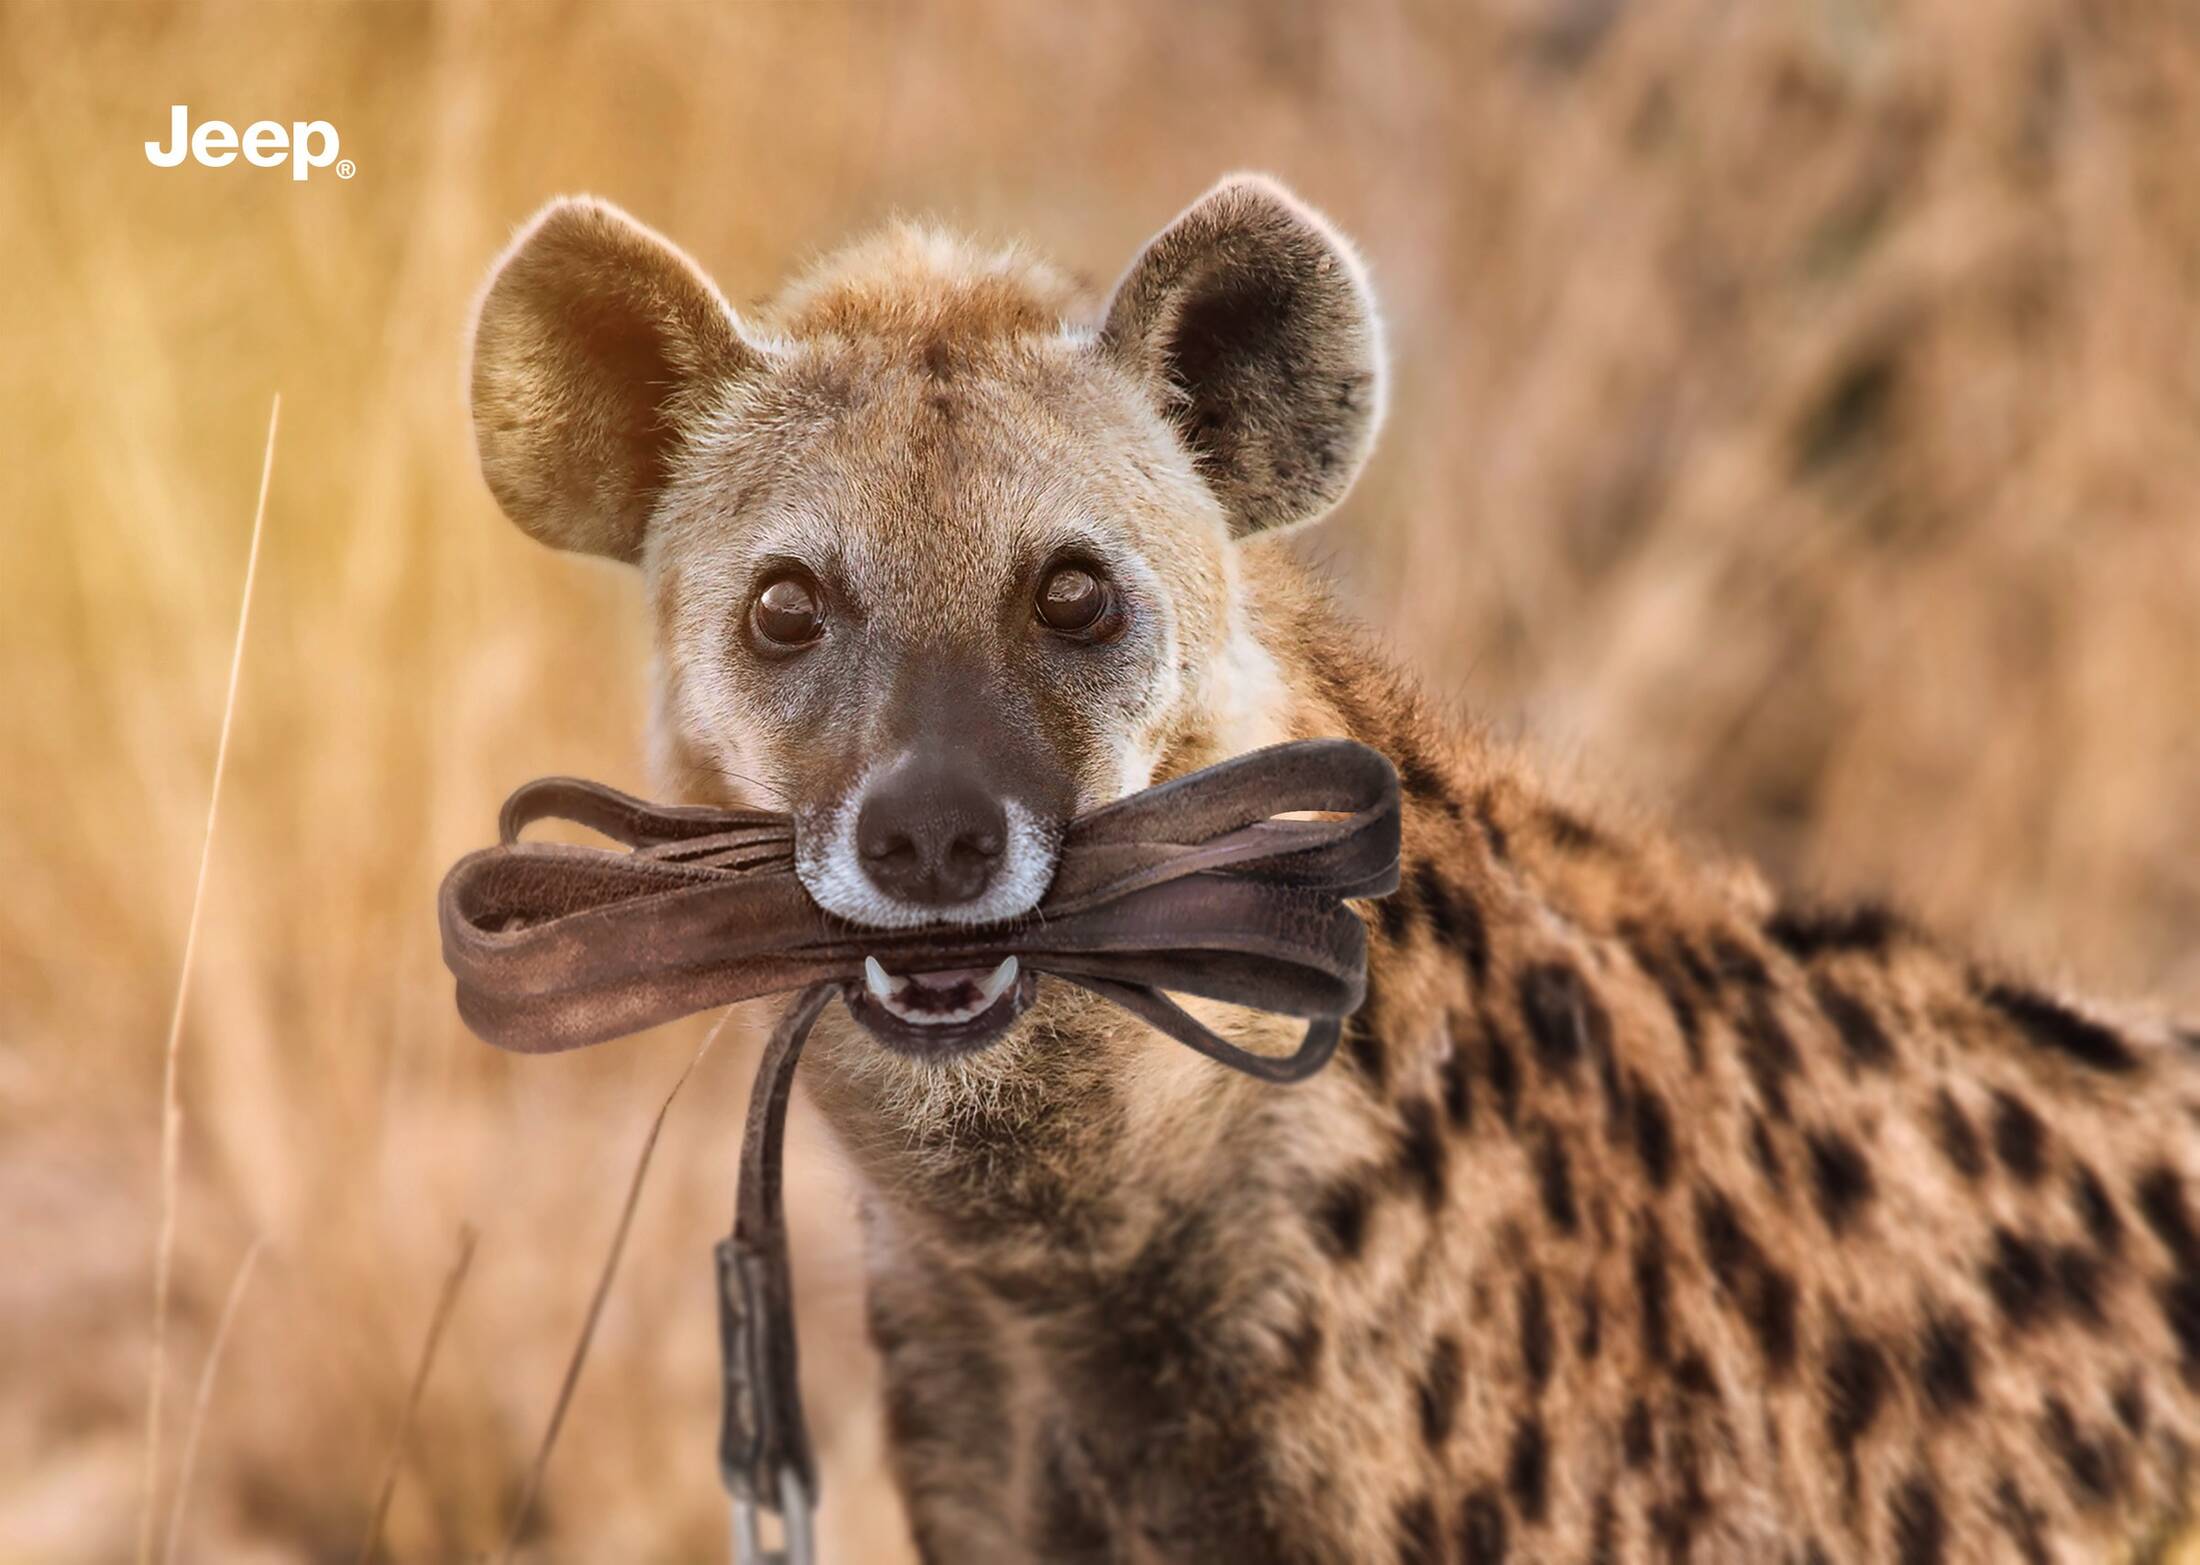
468;176;2200;1563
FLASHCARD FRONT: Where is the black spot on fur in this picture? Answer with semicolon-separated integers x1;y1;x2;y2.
1890;1472;1947;1565
1593;1028;1626;1141
1795;349;1896;473
1395;1493;1443;1565
1749;1115;1787;1194
1768;901;1906;957
2053;1242;2107;1325
1634;1216;1672;1364
1486;1032;1522;1127
1917;1313;1978;1418
1459;1485;1509;1565
1993;1476;2052;1565
1412;859;1489;984
1812;974;1897;1071
1712;934;1772;988
1589;1492;1617;1565
1674;1350;1719;1400
1933;1088;1987;1180
2072;1163;2123;1253
1695;1187;1799;1374
2164;1272;2200;1384
1541;806;1609;853
1393;1095;1449;1212
1396;745;1461;819
1624;925;1706;1071
1673;937;1719;993
1313;1177;1372;1262
1649;1427;1710;1561
1517;1272;1554;1392
1518;962;1595;1080
1754;1268;1800;1375
1417;1333;1462;1449
1631;1080;1676;1190
2137;1164;2200;1266
2113;1374;2146;1434
1984;1226;2055;1330
2042;1395;2123;1507
1533;1125;1579;1235
1736;991;1803;1121
1376;876;1417;944
1981;981;2140;1072
1806;1130;1875;1232
1622;1398;1654;1468
1577;1284;1603;1361
1440;1029;1475;1128
1990;1089;2050;1184
1475;793;1512;864
1825;1327;1890;1455
1506;1414;1549;1525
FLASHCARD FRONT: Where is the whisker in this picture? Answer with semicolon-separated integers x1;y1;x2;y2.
705;759;789;810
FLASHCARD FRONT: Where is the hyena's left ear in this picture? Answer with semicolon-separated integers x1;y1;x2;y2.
1101;174;1385;537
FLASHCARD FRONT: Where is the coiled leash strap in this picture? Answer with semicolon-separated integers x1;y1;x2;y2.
437;739;1401;1562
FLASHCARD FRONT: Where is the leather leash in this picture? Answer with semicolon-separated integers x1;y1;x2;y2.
438;739;1401;1561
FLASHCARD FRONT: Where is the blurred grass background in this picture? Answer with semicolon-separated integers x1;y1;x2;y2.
3;0;2197;1558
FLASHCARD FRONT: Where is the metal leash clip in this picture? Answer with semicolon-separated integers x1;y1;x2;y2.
718;1233;818;1565
713;982;830;1565
729;1465;815;1565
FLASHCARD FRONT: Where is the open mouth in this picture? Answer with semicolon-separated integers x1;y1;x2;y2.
843;955;1036;1060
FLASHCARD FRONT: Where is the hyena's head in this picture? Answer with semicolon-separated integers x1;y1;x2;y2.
468;176;1382;1058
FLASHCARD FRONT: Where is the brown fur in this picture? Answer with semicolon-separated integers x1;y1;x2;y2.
469;178;2200;1563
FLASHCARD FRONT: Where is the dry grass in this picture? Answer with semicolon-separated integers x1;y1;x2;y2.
3;1;2196;1559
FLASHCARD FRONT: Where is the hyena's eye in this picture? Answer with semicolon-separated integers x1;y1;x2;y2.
751;570;826;650
1036;563;1121;642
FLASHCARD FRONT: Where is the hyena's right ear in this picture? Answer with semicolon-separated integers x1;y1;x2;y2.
469;197;765;563
1102;174;1385;538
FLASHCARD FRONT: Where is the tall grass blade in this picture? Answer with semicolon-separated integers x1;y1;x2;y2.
356;1223;480;1565
137;394;281;1565
160;1236;268;1565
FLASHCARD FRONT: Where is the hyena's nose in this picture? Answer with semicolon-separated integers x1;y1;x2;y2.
855;754;1008;908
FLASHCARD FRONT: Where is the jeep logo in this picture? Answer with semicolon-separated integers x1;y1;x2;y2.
145;105;352;181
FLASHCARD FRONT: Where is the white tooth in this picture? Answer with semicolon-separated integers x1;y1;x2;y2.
978;956;1019;1006
864;956;894;1001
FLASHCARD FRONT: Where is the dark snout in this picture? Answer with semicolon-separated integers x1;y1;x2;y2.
855;750;1008;907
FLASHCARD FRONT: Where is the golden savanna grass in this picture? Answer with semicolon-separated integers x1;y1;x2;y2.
3;1;2197;1558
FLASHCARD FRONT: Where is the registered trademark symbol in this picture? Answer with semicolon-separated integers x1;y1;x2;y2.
337;159;356;179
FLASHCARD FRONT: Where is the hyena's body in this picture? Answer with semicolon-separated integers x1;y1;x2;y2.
468;178;2200;1562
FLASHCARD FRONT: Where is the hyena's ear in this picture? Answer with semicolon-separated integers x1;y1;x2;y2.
1101;174;1385;537
469;197;764;563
